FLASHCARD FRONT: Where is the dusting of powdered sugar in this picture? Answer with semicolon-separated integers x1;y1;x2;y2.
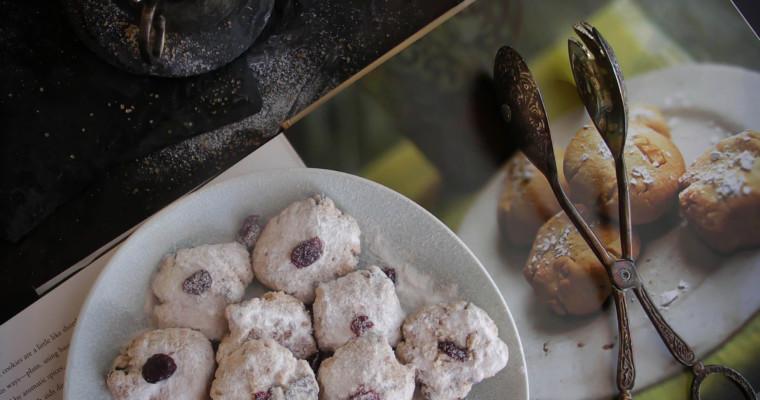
679;134;757;199
526;222;574;274
630;166;655;186
659;279;690;310
360;228;459;314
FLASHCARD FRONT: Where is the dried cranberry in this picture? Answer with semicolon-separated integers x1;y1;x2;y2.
253;391;270;400
290;237;323;269
381;267;396;283
236;214;262;251
438;341;468;362
350;315;374;337
142;353;177;383
348;388;380;400
183;269;212;295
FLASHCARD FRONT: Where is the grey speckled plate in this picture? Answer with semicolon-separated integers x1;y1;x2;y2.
64;168;528;399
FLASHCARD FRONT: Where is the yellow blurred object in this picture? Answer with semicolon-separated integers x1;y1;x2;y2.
360;138;441;210
528;0;692;122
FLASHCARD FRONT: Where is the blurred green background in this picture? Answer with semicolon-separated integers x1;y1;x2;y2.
286;0;760;398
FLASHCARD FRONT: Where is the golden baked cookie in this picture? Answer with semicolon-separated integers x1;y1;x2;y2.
523;210;641;316
498;149;568;246
629;103;670;138
563;122;686;225
678;130;760;253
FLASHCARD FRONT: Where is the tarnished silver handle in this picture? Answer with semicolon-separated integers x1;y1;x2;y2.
613;290;635;395
690;364;757;400
138;0;165;65
632;284;696;366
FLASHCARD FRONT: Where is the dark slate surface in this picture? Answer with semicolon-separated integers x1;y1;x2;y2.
0;0;462;323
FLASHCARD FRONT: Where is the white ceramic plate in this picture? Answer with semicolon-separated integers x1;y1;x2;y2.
65;168;528;399
458;64;760;400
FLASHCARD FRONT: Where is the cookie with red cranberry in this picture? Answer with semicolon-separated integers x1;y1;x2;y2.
151;242;253;340
210;338;318;400
318;333;415;400
217;291;317;362
107;328;215;400
252;195;361;304
396;302;509;400
313;266;405;352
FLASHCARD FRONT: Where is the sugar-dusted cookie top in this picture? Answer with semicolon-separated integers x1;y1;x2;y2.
151;242;253;340
313;266;405;352
396;302;509;400
253;195;361;304
564;122;685;224
679;130;760;252
107;328;215;400
217;291;317;362
498;149;568;246
210;338;318;400
524;209;640;316
318;333;415;400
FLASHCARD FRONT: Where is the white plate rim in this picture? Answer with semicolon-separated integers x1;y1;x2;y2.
64;167;529;399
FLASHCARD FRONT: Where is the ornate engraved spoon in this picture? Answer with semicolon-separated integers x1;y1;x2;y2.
494;39;757;399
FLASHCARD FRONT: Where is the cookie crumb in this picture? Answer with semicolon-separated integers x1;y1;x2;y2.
660;289;680;308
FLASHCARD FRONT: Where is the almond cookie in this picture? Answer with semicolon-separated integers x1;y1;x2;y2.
107;328;215;400
217;291;317;363
151;242;253;340
498;149;568;246
678;130;760;252
313;266;405;353
524;209;641;316
563;122;685;224
253;195;361;304
318;333;415;400
396;302;509;400
210;338;318;400
629;103;670;138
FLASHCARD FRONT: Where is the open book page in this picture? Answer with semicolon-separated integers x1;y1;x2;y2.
0;134;304;400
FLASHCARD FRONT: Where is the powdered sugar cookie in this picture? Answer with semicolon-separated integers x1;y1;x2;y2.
524;210;641;316
563;122;685;224
253;195;361;304
313;266;405;352
210;338;318;400
151;242;253;340
217;291;317;362
396;302;508;400
107;328;215;400
679;130;760;252
629;103;670;138
498;149;568;246
318;333;415;400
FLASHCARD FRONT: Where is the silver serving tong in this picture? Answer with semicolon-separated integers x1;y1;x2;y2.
494;22;757;399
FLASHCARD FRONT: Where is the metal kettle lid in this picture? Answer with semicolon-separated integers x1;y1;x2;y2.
63;0;275;77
